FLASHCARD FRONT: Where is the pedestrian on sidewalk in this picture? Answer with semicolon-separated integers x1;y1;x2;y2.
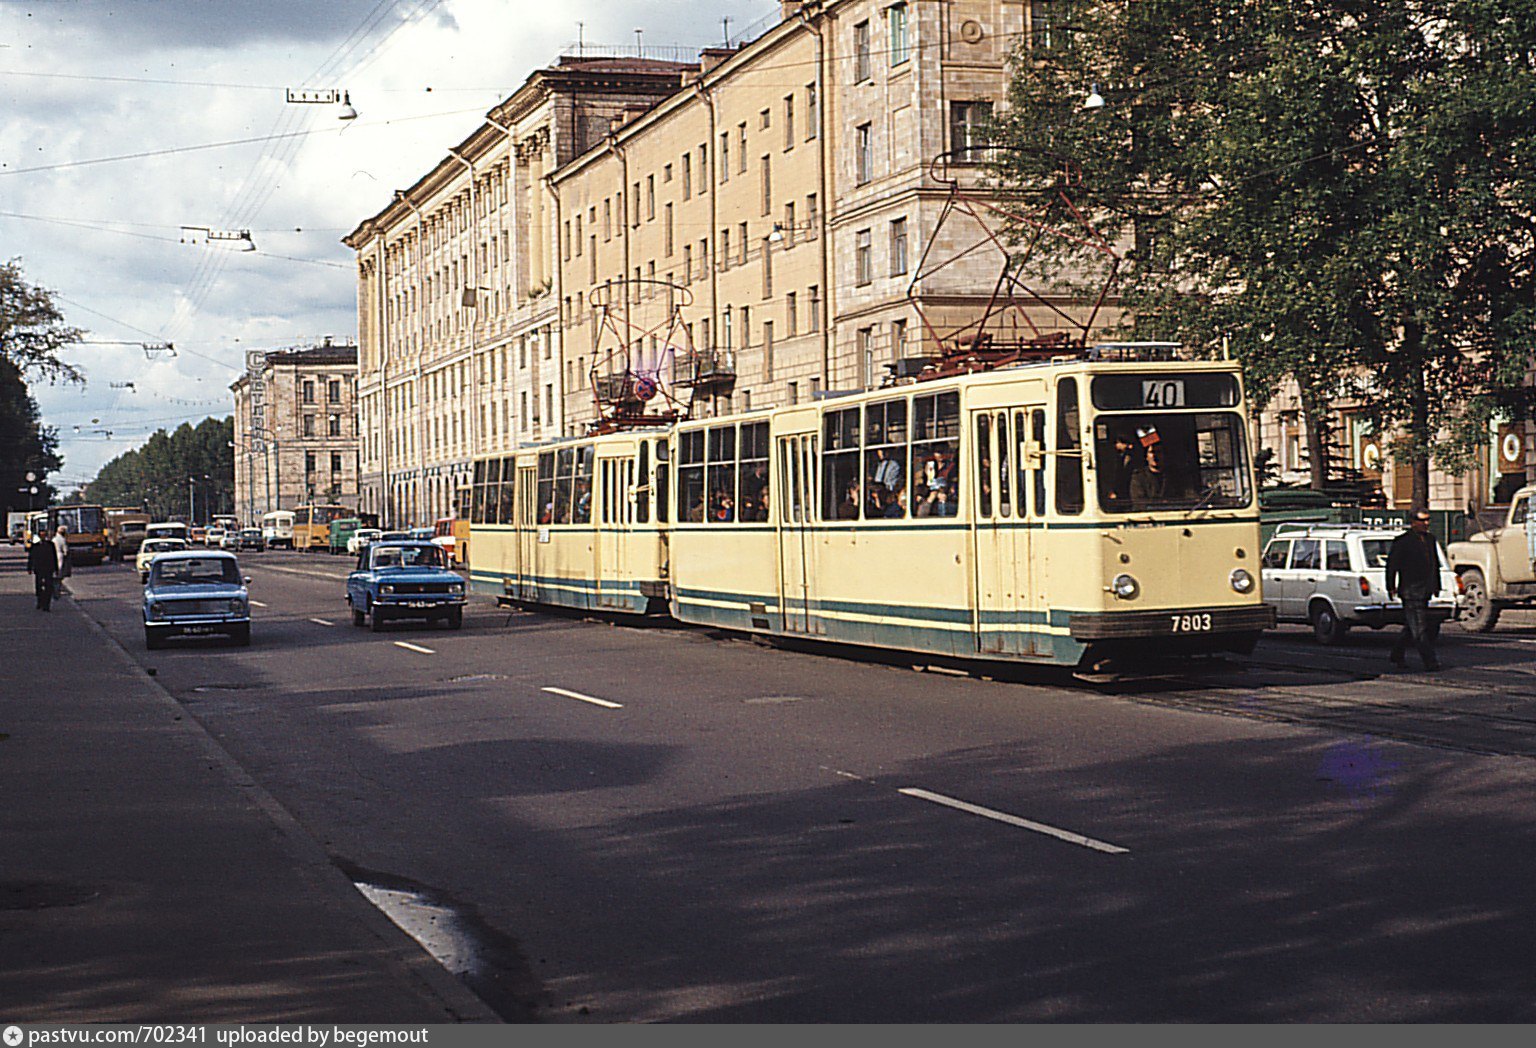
1386;508;1443;672
27;530;58;611
51;524;72;599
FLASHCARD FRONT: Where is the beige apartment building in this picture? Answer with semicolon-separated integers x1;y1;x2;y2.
230;340;361;525
553;0;1080;431
345;56;694;527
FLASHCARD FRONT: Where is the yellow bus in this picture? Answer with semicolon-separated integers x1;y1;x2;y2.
48;504;109;565
291;503;353;552
469;345;1273;671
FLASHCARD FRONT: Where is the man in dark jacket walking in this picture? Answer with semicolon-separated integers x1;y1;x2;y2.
26;532;58;611
1386;509;1442;671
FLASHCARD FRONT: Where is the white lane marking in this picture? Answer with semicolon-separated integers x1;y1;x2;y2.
249;600;269;608
309;617;335;626
394;641;436;654
541;686;623;709
899;787;1129;855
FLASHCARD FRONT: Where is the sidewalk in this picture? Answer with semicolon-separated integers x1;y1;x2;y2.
0;547;497;1022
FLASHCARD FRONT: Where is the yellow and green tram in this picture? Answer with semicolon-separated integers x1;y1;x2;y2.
468;348;1274;668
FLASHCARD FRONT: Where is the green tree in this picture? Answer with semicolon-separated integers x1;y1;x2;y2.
992;0;1536;503
0;356;63;519
85;416;234;521
0;258;85;385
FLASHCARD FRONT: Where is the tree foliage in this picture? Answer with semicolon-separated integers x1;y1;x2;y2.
0;258;85;386
85;416;235;521
0;356;63;519
992;0;1536;502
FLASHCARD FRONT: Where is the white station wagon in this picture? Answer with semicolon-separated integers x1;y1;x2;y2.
1261;523;1461;645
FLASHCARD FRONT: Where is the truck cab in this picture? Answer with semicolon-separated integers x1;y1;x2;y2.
1447;484;1536;631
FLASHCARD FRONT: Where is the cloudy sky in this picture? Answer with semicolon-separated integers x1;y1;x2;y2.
1;0;777;489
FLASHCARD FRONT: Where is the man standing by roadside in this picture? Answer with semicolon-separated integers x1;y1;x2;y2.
51;524;71;599
1386;509;1443;671
27;530;58;611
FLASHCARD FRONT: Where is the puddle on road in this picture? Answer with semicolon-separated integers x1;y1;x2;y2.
337;861;543;1022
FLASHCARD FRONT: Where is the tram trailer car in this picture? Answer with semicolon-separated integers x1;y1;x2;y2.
469;350;1273;670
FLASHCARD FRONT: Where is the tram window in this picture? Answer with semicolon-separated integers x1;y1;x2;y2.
740;421;770;522
573;445;595;523
553;448;575;524
976;414;993;518
599;462;611;525
637;443;650;523
1261;540;1290;569
537;452;556;525
498;457;516;523
471;479;488;525
1031;410;1047;515
656;440;670;524
1092;410;1252;513
823;407;862;520
1055;379;1085;515
1291;539;1321;570
864;399;907;518
707;425;738;522
678;429;706;521
912;391;960;518
782;440;799;523
485;458;504;525
996;413;1012;517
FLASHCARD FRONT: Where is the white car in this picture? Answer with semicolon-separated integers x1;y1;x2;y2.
1261;523;1461;644
204;527;226;548
136;537;191;583
347;527;382;556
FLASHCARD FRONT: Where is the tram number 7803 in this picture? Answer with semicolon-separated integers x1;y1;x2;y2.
1170;613;1213;633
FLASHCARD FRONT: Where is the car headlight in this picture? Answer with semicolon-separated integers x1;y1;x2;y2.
147;602;164;620
228;599;247;614
1110;573;1140;600
449;582;464;594
380;584;395;595
1230;568;1255;594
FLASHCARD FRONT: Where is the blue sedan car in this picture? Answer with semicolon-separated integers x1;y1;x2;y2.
346;540;466;631
143;549;251;649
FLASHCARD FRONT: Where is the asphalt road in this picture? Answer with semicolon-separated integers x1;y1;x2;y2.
63;548;1536;1022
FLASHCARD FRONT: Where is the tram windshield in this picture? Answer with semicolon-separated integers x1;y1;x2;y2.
1093;411;1252;513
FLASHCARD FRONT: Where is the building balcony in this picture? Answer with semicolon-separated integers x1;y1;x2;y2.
672;347;736;387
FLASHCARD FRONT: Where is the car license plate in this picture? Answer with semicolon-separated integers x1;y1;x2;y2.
405;600;434;608
1170;613;1213;633
182;625;217;635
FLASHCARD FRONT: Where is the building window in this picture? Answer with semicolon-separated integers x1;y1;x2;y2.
786;291;798;336
632;182;641;227
783;95;795;149
762;238;773;299
854;20;871;81
892;318;908;358
682;153;692;199
303;415;316;437
782;201;797;246
738;124;748;174
328;415;341;437
665;203;675;256
302;380;315;404
1031;0;1064;51
738;221;748;265
721;132;730;182
889;3;911;65
763;320;775;380
603;198;612;241
806;83;818;139
808;285;821;332
858;327;875;388
951;101;994;162
331;451;343;473
328;379;341;402
760;108;771;130
856;123;872;185
856;229;873;285
761;155;772;216
890;217;909;276
305;452;316;474
646;175;656;221
699;144;709;191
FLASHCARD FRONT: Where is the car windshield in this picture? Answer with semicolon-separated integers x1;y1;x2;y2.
372;545;447;569
1093;411;1252;513
152;557;241;585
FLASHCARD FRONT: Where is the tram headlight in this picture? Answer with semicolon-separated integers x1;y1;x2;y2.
1229;568;1255;594
1110;573;1140;600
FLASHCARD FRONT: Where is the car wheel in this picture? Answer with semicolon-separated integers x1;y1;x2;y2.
145;630;164;651
1458;569;1500;632
352;606;366;627
1311;602;1348;646
447;607;463;630
370;606;388;632
231;624;251;647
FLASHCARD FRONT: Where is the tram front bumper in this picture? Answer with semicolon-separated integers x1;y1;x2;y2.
1068;604;1276;648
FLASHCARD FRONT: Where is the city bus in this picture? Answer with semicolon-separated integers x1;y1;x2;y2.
48;504;109;565
291;503;353;552
261;510;295;549
468;343;1273;672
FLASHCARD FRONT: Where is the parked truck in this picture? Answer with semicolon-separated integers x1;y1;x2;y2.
1448;483;1536;631
105;507;152;561
7;511;28;545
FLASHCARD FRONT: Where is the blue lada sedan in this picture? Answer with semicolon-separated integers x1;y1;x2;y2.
143;549;251;649
347;540;466;631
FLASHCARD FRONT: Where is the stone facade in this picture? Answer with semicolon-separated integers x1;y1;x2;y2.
230;341;361;525
345;57;695;527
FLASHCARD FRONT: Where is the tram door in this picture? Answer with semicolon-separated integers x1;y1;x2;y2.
777;432;817;633
971;408;1040;656
516;463;538;601
596;445;633;609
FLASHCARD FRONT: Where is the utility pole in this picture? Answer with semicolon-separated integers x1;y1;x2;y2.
188;476;195;525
